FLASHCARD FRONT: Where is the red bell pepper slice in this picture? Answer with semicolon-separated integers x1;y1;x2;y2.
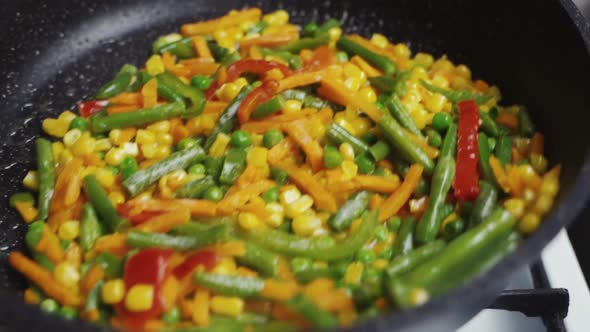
115;248;173;329
226;59;292;83
172;250;220;279
117;203;165;225
237;79;279;123
78;100;109;118
304;46;336;71
454;99;481;200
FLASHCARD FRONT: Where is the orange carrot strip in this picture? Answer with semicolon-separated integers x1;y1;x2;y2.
108;92;142;105
261;279;299;301
282;120;324;172
249;46;263;60
35;225;65;264
348;34;395;60
313;107;334;124
180;299;194;319
175;199;218;217
327;181;359;193
14;201;38;223
193;289;210;326
506;165;524;196
379;164;424;221
350;55;382;77
277;257;295;281
161;275;180;311
9;252;82;306
136;207;191;233
240;32;299;49
277;71;324;92
496;113;519;129
142;78;158;108
237;164;262;188
162;52;190;77
403;128;440;159
181;8;262;36
370;193;384;209
318;77;383;122
204;101;230;114
64;158;84;206
107;105;141;115
217;180;275;215
203;241;246;257
93;233;129;256
192;36;213;59
183;61;220;76
238;201;272;220
241;109;316;133
84;153;106;167
279;163;337;213
355;175;401;193
529;132;545;155
118;128;137;144
489;155;511;192
82;264;105;295
267;138;298;166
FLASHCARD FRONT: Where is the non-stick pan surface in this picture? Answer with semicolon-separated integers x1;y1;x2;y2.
1;0;590;331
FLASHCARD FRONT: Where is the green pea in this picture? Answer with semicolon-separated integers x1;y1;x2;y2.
426;129;442;148
356;249;376;264
190;75;212;90
162;306;181;325
362;266;381;281
9;192;35;208
336;51;349;63
69;117;88;131
188;163;206;175
262;187;279;203
374;224;389;242
290;257;312;274
375;101;385;110
355;153;375;174
203;186;223;202
270;167;289;185
361;131;378;145
119;156;138;180
263;129;284;148
230;130;252;148
378;247;393;260
40;299;59;313
59;306;79;320
323;146;343;169
432;112;452;133
386;216;402;232
177;137;199;151
302;22;319;37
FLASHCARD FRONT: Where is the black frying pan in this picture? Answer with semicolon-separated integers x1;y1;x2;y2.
1;0;590;331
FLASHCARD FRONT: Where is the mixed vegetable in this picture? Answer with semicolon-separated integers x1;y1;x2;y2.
9;8;560;331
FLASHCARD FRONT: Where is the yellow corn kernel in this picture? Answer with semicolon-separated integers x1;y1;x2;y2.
63;129;82;147
349;117;371;137
209;133;231;158
105;147;125;166
71;134;96;157
147;120;171;133
393;43;411;59
357;87;377;104
212;257;237;275
154;132;172;146
344;77;362;91
286;195;314;218
136;130;156;145
59;149;74;166
94;138;112;152
307;118;326;139
42;118;69;138
533;194;553;215
292;214;322;237
58;220;80;240
280;186;301;205
414;53;434;68
504;198;525;218
125;284;154;312
15;201;38;223
540;177;559;197
52;142;65;161
95;168;115;189
240;19;255;31
155;145;172;159
238;212;265;231
370;33;389;49
403;89;422;104
216;82;240;103
283;99;302;114
328;27;342;42
53;262;80;288
265;202;284;227
146;54;165;76
450;75;469;90
411;108;430;130
339;143;355;161
121;142;139;157
247;147;269;168
210;296;244;317
335;116;357;136
233;77;248;90
102;279;125;304
372;259;389;270
108;191;125;206
58;111;77;124
519;213;541;235
432;57;455;72
425;93;447;113
140;143;158;160
455;64;472;80
344;262;364;285
23;171;39;191
409;288;430;307
410;66;429;82
263;10;289;26
341;160;358;180
343;63;365;81
24;288;41;305
108;129;122;145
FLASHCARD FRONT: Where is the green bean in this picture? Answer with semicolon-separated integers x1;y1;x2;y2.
127;224;231;250
92;102;187;134
393;217;416;257
252;96;285;119
378;113;435;174
294;266;340;283
439;122;457;159
496;136;512;167
385;240;446;278
315;18;340;36
443;218;465;240
9;192;34;209
276;34;330;54
369;73;409;96
385;94;423;136
157;72;206;117
238;242;280;277
207;41;241;66
337;36;396;75
394;158;429;197
469;181;498;228
95;64;137;99
329;190;371;231
123;145;205;196
219;148;247;185
425;129;443;148
205;86;253;150
93;253;123;278
83;175;129;232
204;156;225;179
194;272;264;298
369;141;391;162
419;79;492;105
477;133;495;183
326;123;370;155
36;138;56;221
518;106;535;137
85;280;104;311
140;72;185;103
175;176;216;199
156;37;195;59
287;294;338;329
479;110;501;137
236;313;268;325
80;203;104;251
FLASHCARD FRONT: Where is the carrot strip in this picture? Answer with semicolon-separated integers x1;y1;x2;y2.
249;46;263;60
496;113;519;129
279;163;337;213
277;70;324;92
529;132;545;155
238;201;272;219
203;241;246;257
313;107;334;124
370;193;384;209
107;105;141;115
35;225;65;263
267;138;298;165
183;61;220;76
506;165;524;196
282;120;324;172
162;52;190;77
318;77;383;122
327;181;358;193
192;289;210;327
84;153;106;167
261;279;299;301
15;201;38;223
379;164;424;221
241;109;316;133
108;92;142;105
161;275;180;311
204;101;229;114
64;158;84;206
175;199;218;217
9;252;82;306
217;180;275;215
355;175;401;193
192;36;213;59
181;8;262;36
136;207;191;233
118;128;137;144
82;264;105;295
350;55;382;77
403;129;440;159
489;155;511;193
277;257;295;281
348;34;396;61
142;78;158;108
240;32;299;49
93;233;129;256
180;299;194;319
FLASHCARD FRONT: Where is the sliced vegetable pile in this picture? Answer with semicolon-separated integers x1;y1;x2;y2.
9;8;560;331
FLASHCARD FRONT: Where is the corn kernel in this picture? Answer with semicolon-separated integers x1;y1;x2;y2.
341;160;358;180
108;191;125;206
343;63;365;81
325;64;343;79
411;108;430;130
102;279;125;304
94;138;112;152
15;201;38;223
335;117;357;136
409;288;429;306
344;75;364;91
238;212;265;231
540;178;559;197
217;82;240;103
59;149;74;165
155;145;171;159
265;202;284;227
24;288;41;305
146;54;165;76
54;262;80;288
63;129;82;147
370;33;389;49
105;148;126;166
58;111;77;124
450;76;469;90
504;198;525;218
357;87;377;104
125;284;154;312
373;259;389;270
136;129;156;145
280;187;301;205
71;134;96;157
58;220;80;240
209;133;231;158
141;143;158;159
455;64;472;80
147;120;171;133
109;129;122;145
328;27;342;42
410;66;429;82
349;117;371;137
212;257;238;275
245;147;268;168
533;194;553;215
519;213;541;235
286;195;314;218
431;75;449;89
52;142;65;161
263;10;289;26
42;118;69;138
292;214;322;236
393;43;411;59
432;57;454;72
210;296;244;317
344;262;364;285
283;99;303;114
95;168;115;189
425;93;447;113
23;171;39;191
339;143;355;161
414;53;434;68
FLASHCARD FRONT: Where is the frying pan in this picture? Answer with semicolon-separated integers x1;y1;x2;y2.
1;0;589;331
